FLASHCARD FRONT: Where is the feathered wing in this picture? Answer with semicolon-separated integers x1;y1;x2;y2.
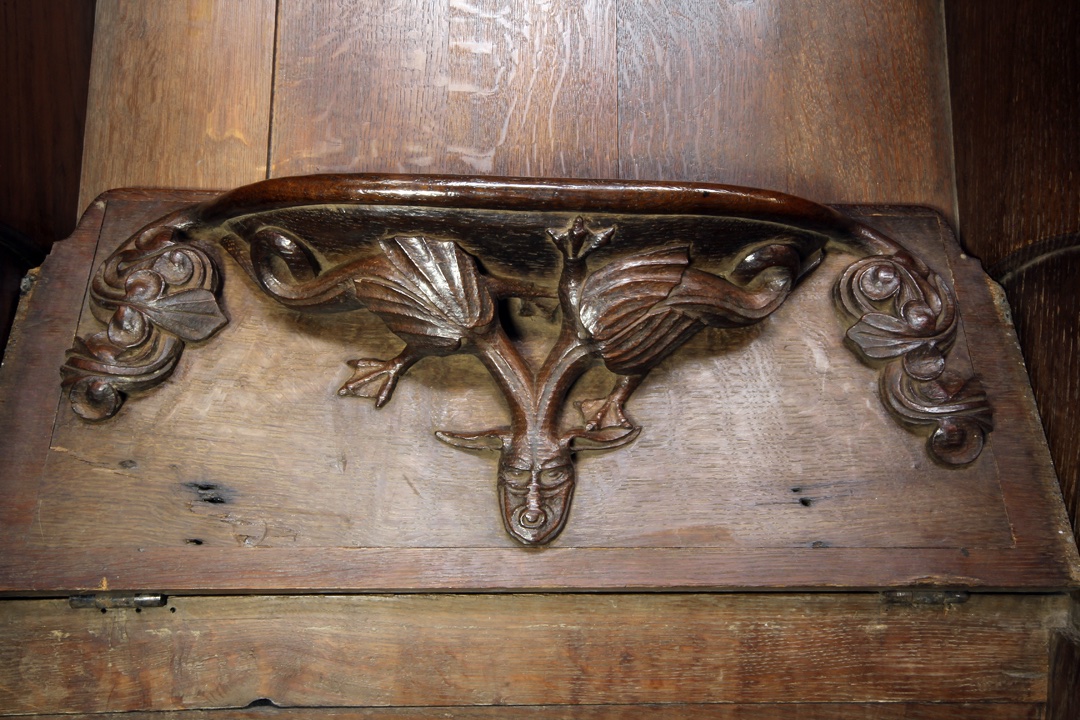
578;246;701;375
579;244;798;376
357;236;496;350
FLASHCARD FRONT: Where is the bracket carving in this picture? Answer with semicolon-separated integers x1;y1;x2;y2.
61;176;993;545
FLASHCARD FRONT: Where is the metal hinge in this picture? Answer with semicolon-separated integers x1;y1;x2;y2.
68;593;167;610
882;590;970;606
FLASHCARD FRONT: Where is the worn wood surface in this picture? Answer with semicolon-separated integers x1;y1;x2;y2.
947;0;1080;557
947;12;1080;703
5;1;1069;713
0;704;1047;719
78;0;275;214
0;190;1075;593
0;593;1067;714
265;0;955;219
995;246;1080;552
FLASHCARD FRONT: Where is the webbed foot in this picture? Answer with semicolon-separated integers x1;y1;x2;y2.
338;352;420;407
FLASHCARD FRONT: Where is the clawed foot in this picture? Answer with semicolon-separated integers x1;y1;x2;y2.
578;374;644;431
578;396;635;432
339;358;407;408
547;216;616;263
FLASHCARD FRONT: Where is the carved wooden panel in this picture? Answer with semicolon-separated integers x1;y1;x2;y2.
0;178;1075;592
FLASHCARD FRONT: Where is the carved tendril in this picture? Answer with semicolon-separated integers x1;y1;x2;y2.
835;254;992;465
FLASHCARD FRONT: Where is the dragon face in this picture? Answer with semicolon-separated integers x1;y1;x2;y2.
496;443;576;546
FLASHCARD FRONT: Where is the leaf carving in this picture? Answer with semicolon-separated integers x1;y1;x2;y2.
61;226;226;420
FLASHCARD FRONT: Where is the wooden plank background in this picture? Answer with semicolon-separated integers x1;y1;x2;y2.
79;0;956;216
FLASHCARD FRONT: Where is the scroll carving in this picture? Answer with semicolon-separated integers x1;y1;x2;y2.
60;175;994;545
61;224;227;421
835;253;993;465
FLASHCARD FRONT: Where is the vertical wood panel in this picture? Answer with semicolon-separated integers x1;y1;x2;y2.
0;0;94;361
946;0;1080;267
78;0;276;213
270;0;617;178
617;0;955;217
0;0;94;247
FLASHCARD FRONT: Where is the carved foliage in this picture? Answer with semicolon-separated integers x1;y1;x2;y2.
61;227;227;420
836;254;992;465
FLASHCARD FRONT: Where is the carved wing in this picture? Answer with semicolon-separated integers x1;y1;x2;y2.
578;246;700;374
357;236;497;350
578;244;800;376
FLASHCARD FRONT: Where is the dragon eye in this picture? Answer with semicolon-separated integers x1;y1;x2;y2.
500;467;531;489
539;467;571;487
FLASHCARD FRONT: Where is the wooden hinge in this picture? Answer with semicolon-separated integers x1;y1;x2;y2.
881;590;970;606
68;592;166;610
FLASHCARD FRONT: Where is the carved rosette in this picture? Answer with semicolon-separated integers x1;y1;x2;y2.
835;253;992;465
61;226;227;420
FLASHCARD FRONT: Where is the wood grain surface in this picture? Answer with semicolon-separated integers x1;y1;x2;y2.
616;0;956;217
946;0;1080;268
996;247;1080;551
0;593;1066;713
5;1;1073;712
1048;627;1080;720
270;0;617;179
947;0;1080;553
78;0;276;213
0;0;94;362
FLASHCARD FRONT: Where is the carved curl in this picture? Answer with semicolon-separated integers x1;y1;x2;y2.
836;253;992;465
60;226;227;420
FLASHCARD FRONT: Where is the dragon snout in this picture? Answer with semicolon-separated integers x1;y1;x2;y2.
498;461;576;546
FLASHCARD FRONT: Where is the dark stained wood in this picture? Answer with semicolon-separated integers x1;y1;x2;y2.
2;703;1047;719
946;0;1080;269
947;0;1080;558
0;198;107;544
0;223;39;363
52;176;988;548
0;593;1067;713
0;0;95;249
78;0;276;214
17;3;1077;714
617;0;956;218
0;189;1075;593
0;0;94;362
946;11;1080;692
270;0;617;178
1048;626;1080;720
